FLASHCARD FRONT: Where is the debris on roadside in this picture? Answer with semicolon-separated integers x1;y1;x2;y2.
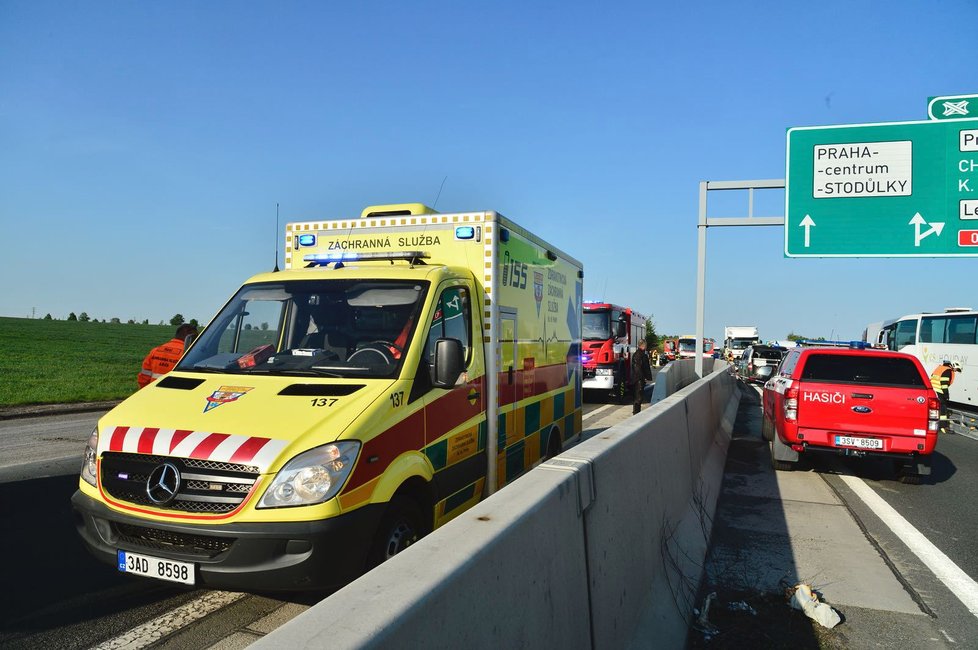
693;591;720;638
787;583;842;629
687;588;846;648
726;600;757;616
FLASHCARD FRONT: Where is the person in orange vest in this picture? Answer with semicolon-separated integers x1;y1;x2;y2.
137;324;198;389
930;360;962;433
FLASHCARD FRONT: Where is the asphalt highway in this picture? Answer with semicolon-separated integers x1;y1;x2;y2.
6;376;973;649
700;385;978;647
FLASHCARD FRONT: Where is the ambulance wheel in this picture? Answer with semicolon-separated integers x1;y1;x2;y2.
367;496;424;568
545;428;562;460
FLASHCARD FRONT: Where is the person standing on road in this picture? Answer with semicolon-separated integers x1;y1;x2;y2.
630;339;654;414
930;360;961;433
137;324;198;389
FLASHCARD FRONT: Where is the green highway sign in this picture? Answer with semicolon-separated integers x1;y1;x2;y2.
785;118;978;257
928;94;978;121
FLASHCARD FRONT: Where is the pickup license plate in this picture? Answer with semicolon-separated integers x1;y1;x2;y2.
834;435;883;450
118;550;195;585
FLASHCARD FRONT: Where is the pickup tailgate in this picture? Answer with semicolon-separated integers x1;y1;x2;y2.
796;353;931;440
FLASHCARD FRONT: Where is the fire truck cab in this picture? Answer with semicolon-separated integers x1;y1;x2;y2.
581;302;647;399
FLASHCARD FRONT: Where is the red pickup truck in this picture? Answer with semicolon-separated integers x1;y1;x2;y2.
761;347;939;484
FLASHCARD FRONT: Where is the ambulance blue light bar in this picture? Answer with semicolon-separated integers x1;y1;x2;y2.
303;251;429;266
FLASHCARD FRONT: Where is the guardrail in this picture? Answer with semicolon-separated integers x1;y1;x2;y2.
254;361;739;649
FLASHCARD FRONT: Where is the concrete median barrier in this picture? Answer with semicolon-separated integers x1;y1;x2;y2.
254;365;738;649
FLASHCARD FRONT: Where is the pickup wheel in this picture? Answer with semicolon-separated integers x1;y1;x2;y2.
367;496;425;569
770;434;798;471
894;459;925;485
760;410;774;442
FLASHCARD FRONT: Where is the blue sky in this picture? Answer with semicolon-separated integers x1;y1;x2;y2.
1;0;975;342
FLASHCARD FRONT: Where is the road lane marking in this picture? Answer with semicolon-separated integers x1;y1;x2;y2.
582;404;615;423
93;590;246;649
840;474;978;618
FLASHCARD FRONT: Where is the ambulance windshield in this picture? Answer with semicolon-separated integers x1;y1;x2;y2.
178;279;429;379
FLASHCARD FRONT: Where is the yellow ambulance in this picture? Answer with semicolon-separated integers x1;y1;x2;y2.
72;204;583;591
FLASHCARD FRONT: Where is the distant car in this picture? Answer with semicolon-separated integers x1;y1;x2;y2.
738;345;787;384
761;346;939;484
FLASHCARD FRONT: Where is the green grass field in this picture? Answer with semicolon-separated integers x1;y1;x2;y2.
0;317;181;407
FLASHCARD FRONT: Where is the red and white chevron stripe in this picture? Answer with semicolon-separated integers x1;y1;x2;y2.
98;426;287;472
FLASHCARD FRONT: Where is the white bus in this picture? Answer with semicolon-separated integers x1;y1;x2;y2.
871;308;977;409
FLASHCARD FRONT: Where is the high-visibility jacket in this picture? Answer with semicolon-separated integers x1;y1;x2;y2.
137;338;186;389
930;365;955;396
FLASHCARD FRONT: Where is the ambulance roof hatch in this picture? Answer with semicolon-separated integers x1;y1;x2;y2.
360;203;437;218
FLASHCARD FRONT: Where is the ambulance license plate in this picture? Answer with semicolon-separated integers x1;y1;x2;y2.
118;550;195;585
834;436;883;450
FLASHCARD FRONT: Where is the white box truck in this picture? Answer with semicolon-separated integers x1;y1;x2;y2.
723;325;759;360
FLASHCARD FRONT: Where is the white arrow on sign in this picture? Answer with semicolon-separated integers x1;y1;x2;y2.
800;214;815;247
909;212;945;247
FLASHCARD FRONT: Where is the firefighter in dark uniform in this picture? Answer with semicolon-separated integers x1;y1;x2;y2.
930;360;961;433
630;339;654;414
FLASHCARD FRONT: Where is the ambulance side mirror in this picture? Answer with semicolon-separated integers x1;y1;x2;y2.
432;338;465;388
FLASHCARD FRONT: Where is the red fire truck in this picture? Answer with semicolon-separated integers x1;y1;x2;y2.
662;338;678;364
582;302;648;399
677;335;716;360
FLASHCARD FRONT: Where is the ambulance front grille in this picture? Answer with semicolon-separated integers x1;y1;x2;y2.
100;452;260;515
114;523;235;556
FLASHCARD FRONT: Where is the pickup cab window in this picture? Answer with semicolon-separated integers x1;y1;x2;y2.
800;354;926;388
778;350;800;377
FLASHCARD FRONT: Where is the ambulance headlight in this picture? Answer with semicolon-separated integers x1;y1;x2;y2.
81;428;99;487
259;441;360;508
